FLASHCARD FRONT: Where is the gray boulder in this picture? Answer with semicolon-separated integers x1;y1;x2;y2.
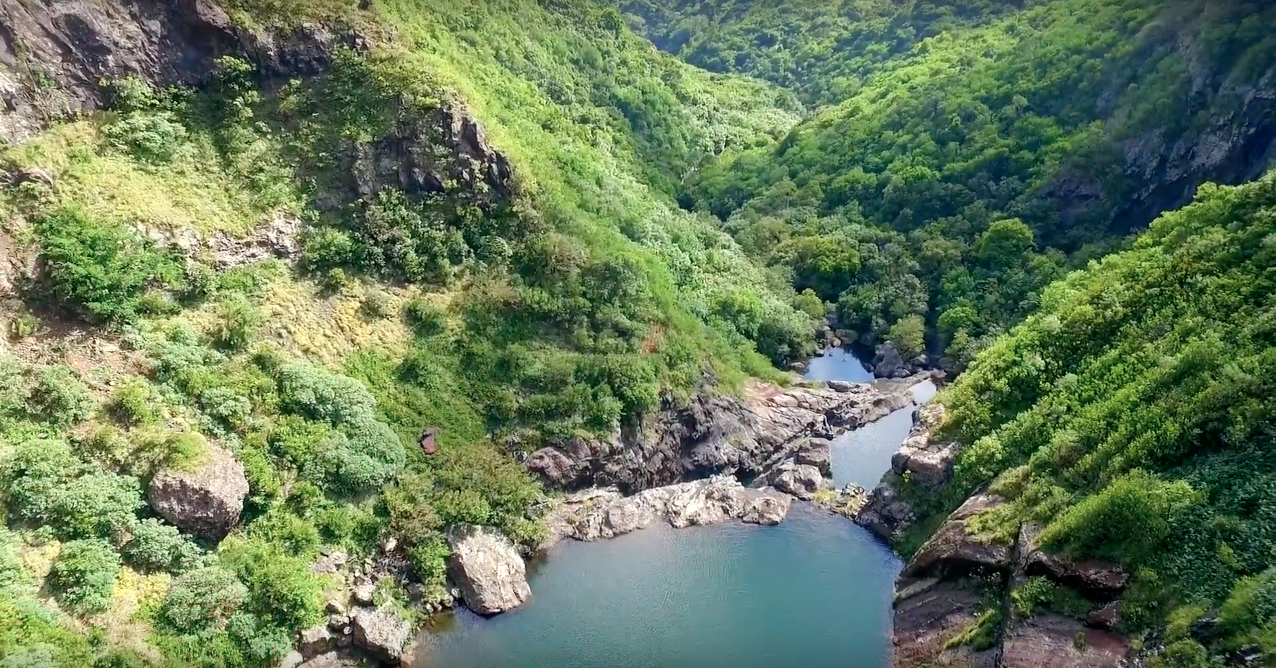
768;464;828;501
448;526;531;615
147;444;249;540
351;608;411;664
793;439;833;477
872;341;907;378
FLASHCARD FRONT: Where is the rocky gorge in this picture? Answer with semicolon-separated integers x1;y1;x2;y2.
854;405;1140;668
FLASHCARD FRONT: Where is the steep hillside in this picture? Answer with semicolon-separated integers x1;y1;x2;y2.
668;0;1276;368
617;0;1015;105
867;170;1276;668
0;1;816;665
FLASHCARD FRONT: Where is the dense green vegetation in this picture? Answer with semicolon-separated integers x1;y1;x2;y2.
0;0;825;664
646;0;1276;367
924;173;1276;664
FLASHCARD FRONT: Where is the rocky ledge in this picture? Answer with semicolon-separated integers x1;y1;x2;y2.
855;402;1137;668
541;476;792;547
523;375;922;494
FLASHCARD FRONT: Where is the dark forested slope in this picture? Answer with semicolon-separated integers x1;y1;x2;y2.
653;0;1276;367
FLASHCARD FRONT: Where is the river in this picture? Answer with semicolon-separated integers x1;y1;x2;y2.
416;350;933;668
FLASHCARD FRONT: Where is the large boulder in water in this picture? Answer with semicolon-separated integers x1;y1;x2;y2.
147;444;249;540
872;341;907;378
447;526;531;614
768;463;829;501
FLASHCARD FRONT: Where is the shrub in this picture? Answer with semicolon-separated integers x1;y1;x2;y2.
301;228;356;269
403;295;448;337
222;540;324;631
103;111;188;163
110;379;159;426
361;288;394;319
275;362;378;426
209;297;263;351
888;314;927;360
5;439;143;540
26;364;95;426
35;205;180;324
1217;568;1276;651
160;566;249;632
312;417;405;494
49;539;120;615
124;519;200;573
1041;470;1200;564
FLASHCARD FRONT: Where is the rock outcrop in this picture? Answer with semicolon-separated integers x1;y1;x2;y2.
147;444;249;540
901;494;1013;579
760;463;828;501
856;403;953;543
0;0;369;144
350;608;411;664
542;476;793;546
887;497;1135;668
812;483;870;519
447;526;532;615
523;376;921;493
872;341;909;378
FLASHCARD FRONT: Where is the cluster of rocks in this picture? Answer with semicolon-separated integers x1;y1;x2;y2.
282;601;413;668
522;376;919;494
890;494;1134;668
853;400;1138;668
855;403;957;543
542;476;793;546
139;211;303;270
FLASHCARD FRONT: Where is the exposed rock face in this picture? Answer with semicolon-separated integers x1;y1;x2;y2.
447;526;531;615
1000;614;1130;668
350;608;411;664
855;482;916;544
523;377;921;493
890;403;958;487
0;0;368;144
1020;523;1129;600
891;577;999;668
901;494;1013;579
147;444;249;540
1039;31;1276;246
543;477;793;546
793;438;832;476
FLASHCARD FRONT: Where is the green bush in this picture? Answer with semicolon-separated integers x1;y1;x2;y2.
1041;470;1199;564
302;227;356;269
1217;569;1276;652
124;519;200;573
26;364;95;426
160;566;249;632
209;296;263;351
887;315;927;360
221;540;324;631
403;295;448;337
4;439;143;540
103;111;188;163
311;416;405;494
110;379;160;426
49;539;120;615
275;361;378;426
35;205;180;325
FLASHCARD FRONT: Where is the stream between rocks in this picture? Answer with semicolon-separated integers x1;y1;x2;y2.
414;351;934;668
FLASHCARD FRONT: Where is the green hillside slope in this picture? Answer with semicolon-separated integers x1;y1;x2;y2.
0;1;815;665
926;170;1276;666
668;0;1276;367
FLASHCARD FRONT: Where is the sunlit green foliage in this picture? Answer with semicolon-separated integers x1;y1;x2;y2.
933;173;1276;661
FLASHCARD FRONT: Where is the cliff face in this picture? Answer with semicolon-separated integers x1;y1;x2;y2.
521;376;923;494
1047;14;1276;241
0;0;361;143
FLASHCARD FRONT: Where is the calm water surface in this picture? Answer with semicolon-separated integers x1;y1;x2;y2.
418;350;930;668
